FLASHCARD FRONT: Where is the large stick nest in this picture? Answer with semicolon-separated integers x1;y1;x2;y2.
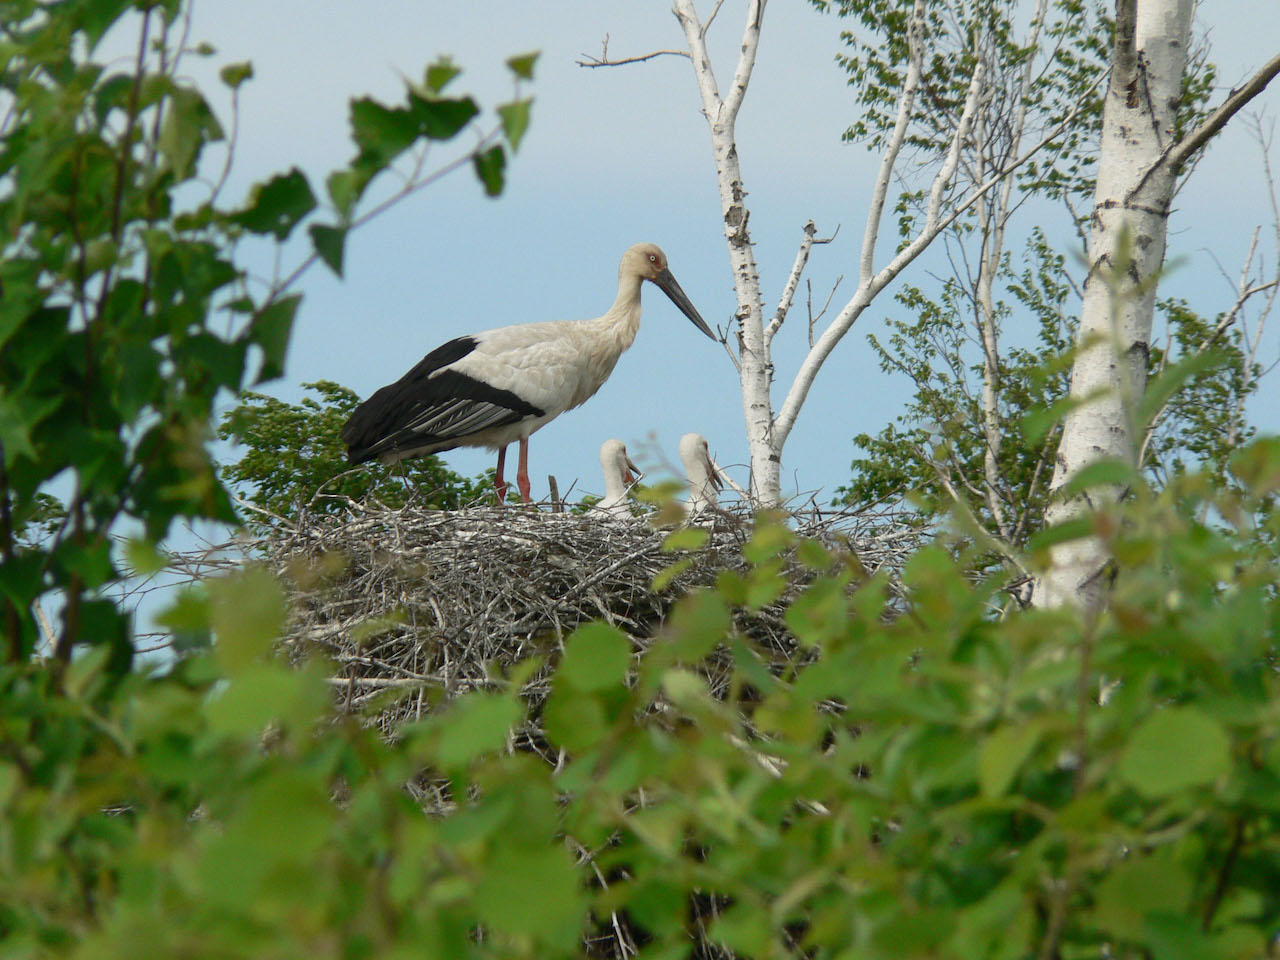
227;498;923;735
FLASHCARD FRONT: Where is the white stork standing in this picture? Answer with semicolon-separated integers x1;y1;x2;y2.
679;432;724;514
596;438;641;518
341;243;715;504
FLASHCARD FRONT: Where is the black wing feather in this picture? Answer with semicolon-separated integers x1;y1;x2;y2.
342;336;545;464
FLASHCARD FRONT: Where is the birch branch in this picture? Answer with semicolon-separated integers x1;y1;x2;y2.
766;220;818;346
576;35;691;68
808;275;843;348
860;0;925;287
772;68;1107;448
926;57;987;231
1135;260;1276;467
724;0;765;120
1164;51;1280;173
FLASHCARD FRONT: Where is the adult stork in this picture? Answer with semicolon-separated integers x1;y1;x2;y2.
341;243;715;503
679;432;724;514
596;438;641;519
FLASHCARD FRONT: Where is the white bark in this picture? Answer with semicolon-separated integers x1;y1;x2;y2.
643;2;1109;506
672;0;776;502
1035;0;1194;610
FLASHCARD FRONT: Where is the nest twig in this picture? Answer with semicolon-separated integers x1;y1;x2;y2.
226;497;917;732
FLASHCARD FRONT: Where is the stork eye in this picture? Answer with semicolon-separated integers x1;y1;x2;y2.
648;254;657;263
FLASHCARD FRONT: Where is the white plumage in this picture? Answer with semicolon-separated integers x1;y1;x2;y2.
596;438;640;519
679;432;723;514
342;243;715;504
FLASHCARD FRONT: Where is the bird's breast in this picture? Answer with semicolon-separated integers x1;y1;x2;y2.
444;320;633;416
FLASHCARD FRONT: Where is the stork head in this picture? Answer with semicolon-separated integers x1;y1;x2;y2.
679;432;723;505
622;243;717;341
600;438;639;485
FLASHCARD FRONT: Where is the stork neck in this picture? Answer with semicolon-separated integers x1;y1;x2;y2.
609;271;644;315
596;272;645;343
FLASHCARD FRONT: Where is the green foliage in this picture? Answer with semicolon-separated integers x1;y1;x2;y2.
840;232;1260;573
839;232;1074;542
218;381;491;526
0;1;531;665
817;0;1112;210
5;439;1279;957
822;0;1226;576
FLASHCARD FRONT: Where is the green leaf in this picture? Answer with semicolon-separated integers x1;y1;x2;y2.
233;169;317;240
158;86;223;177
473;840;582;948
425;57;461;93
784;576;847;646
1138;349;1221;428
325;169;364;219
412;95;480;140
662;527;708;552
1026;516;1095;556
652;557;693;592
123;538;167;576
1093;846;1193;941
204;662;327;736
219;61;253;89
666;590;730;662
1118;707;1230;798
350;97;418;163
309;223;347;278
77;0;133;48
436;693;521;767
505;51;540;80
473;145;505;196
744;522;793;564
1057;458;1136;499
662;668;709;710
0;395;37;466
246;295;300;384
558;622;631;691
497;99;532;151
979;723;1041;798
208;566;286;674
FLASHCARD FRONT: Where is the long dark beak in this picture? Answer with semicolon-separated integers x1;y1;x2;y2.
653;268;717;341
703;449;723;492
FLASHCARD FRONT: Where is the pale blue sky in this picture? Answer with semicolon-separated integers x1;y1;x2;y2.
179;1;1280;503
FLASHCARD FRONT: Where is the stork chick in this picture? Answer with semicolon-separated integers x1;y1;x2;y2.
596;438;641;519
341;243;715;504
679;432;723;514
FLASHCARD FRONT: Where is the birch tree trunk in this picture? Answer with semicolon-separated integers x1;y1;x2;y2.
1035;0;1193;609
672;0;778;503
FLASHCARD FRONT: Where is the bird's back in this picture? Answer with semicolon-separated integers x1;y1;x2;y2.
341;335;541;464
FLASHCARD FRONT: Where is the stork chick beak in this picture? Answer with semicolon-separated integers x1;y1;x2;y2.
704;449;724;492
624;454;642;486
653;268;717;341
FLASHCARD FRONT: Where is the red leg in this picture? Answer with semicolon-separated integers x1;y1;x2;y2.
493;446;509;504
516;437;532;505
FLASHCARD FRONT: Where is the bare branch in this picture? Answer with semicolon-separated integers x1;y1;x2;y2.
1165;51;1280;173
926;56;987;233
765;220;817;346
576;33;691;68
807;275;843;349
701;0;726;37
724;0;766;121
860;0;925;287
772;67;1107;450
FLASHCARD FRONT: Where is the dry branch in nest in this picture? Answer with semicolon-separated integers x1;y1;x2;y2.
156;496;922;960
233;497;922;737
